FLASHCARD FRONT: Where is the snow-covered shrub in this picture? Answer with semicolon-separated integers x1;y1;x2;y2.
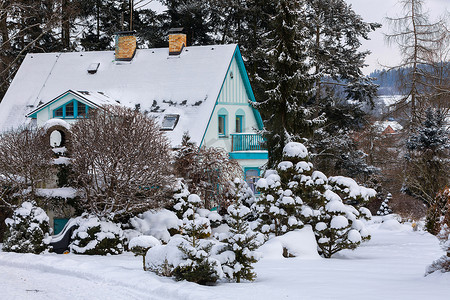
426;224;450;275
129;235;161;270
173;237;223;285
377;193;393;216
259;226;320;259
145;235;185;277
172;211;221;284
256;142;375;258
217;190;263;282
147;193;222;285
2;201;52;254
313;190;368;258
129;209;182;243
69;215;124;255
328;176;377;208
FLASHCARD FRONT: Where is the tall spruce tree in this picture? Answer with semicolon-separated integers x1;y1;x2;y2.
305;0;380;103
256;0;315;167
303;0;380;180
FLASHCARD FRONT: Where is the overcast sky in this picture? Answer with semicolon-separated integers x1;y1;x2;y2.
346;0;448;74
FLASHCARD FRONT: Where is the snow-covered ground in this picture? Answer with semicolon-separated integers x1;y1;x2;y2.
1;220;448;300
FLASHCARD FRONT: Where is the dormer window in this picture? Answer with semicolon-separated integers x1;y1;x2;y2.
161;114;179;130
53;100;89;119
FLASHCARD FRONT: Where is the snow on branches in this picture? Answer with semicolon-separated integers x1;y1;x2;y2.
256;142;375;258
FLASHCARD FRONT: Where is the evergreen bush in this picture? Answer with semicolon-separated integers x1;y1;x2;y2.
2;201;52;254
69;214;124;255
256;142;375;258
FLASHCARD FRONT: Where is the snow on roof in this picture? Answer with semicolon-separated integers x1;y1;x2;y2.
0;44;238;147
377;95;404;107
374;121;403;133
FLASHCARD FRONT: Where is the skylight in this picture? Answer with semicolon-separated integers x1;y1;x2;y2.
87;63;100;74
161;114;179;131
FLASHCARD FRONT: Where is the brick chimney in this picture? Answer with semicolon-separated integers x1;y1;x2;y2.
168;28;186;56
115;31;137;61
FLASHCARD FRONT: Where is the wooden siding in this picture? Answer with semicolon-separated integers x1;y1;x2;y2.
217;56;249;105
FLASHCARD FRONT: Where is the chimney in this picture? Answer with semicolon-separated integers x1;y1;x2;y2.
168;28;186;56
115;31;137;61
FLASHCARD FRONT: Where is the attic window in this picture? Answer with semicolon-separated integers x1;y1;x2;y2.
87;63;100;74
161;114;179;131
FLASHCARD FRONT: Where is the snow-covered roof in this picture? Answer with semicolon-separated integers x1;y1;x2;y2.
0;44;239;146
374;121;403;133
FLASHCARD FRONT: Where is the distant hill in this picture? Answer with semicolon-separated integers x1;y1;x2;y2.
370;62;449;96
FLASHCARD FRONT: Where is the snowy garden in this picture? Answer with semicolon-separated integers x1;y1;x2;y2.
0;209;448;299
1;135;449;299
0;0;449;298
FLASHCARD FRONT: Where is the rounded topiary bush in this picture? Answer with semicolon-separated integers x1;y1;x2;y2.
69;214;124;255
3;201;52;254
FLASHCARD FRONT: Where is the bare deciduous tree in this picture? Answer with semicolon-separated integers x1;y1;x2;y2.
0;126;53;207
385;0;449;126
70;105;173;220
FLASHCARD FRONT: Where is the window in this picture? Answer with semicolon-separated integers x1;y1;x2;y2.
53;100;90;119
78;102;87;117
218;115;226;136
54;107;63;117
65;102;74;117
217;108;228;138
245;168;260;194
236;115;243;133
161;114;179;130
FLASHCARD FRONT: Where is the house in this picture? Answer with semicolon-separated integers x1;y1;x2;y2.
0;30;268;192
374;120;403;135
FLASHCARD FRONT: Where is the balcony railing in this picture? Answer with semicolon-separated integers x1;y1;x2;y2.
231;133;267;151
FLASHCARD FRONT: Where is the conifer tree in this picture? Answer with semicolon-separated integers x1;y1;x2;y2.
219;179;262;282
255;143;310;236
256;142;374;258
305;0;380;103
377;193;393;216
256;0;315;167
173;193;222;285
404;107;449;233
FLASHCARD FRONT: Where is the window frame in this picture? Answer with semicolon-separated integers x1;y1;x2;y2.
244;167;261;194
235;115;243;133
53;100;89;119
161;114;180;131
218;114;227;137
217;108;229;138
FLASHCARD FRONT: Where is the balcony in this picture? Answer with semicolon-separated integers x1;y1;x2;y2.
231;133;267;152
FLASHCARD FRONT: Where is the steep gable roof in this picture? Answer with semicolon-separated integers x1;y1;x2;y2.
0;44;238;146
